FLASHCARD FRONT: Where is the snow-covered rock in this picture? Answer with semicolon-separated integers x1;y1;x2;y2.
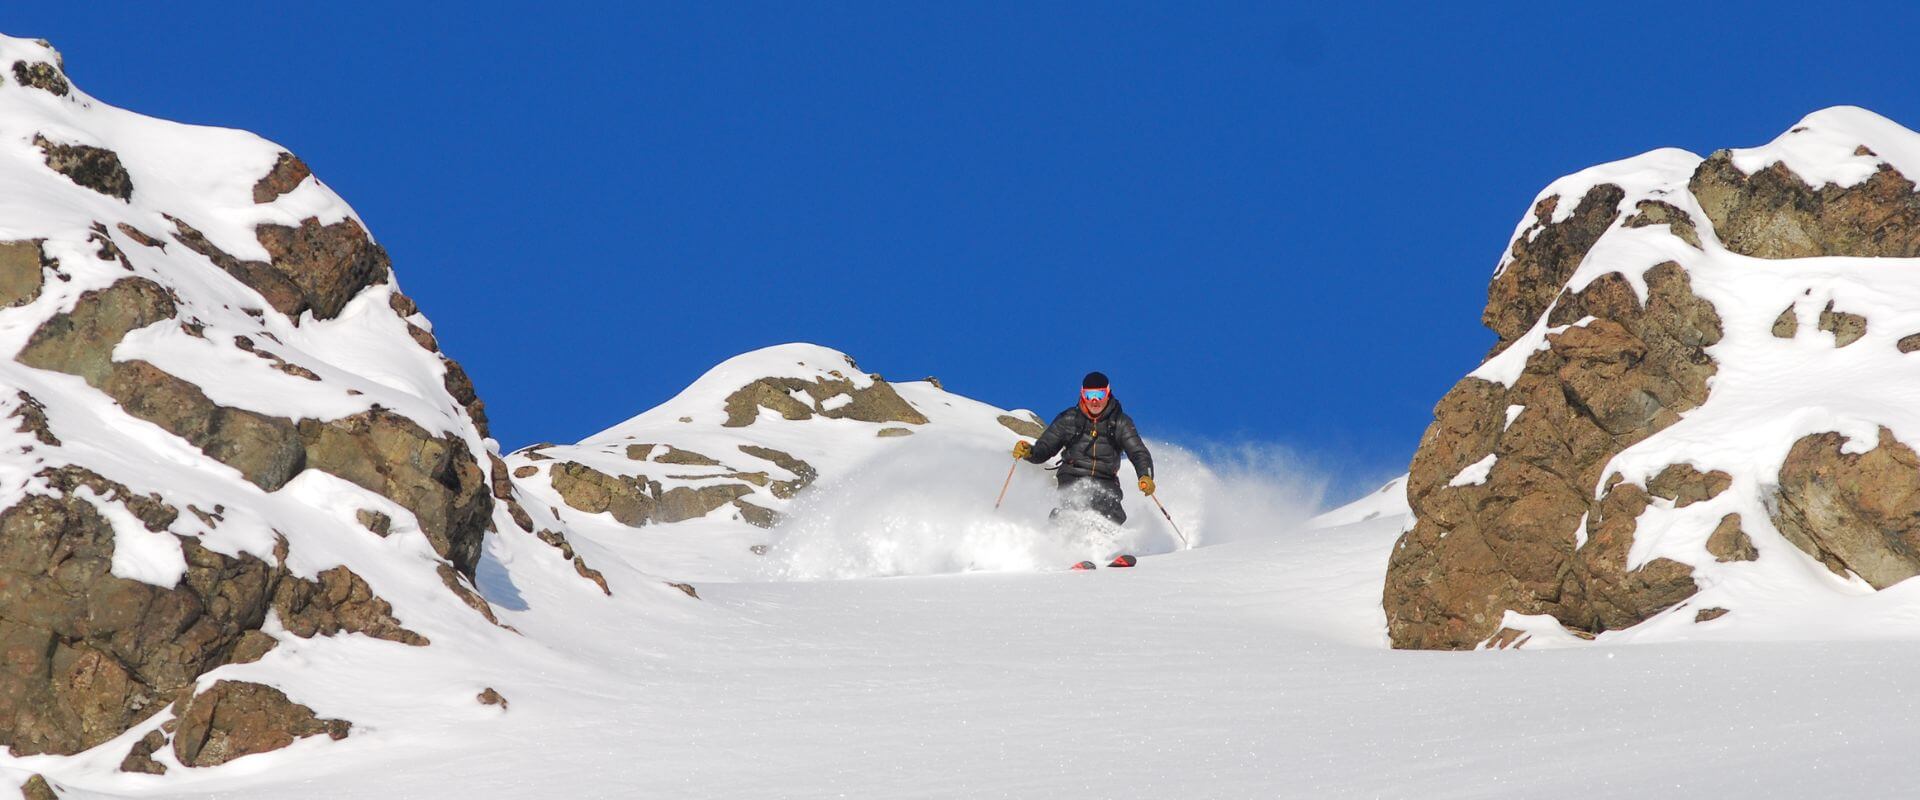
0;34;534;767
1388;106;1920;649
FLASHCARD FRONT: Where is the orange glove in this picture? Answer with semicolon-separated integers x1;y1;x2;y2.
1012;440;1032;460
1138;476;1155;495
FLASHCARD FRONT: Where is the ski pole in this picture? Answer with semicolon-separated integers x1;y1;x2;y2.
993;457;1018;511
1151;494;1190;549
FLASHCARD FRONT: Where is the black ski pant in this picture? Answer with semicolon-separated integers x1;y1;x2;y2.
1050;475;1127;526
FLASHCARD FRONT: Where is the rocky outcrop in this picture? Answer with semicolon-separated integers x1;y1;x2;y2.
0;467;419;757
996;414;1046;438
0;240;43;308
10;60;68;96
723;373;927;427
1482;184;1627;349
252;152;312;204
547;461;754;527
1387;259;1722;648
1772;428;1920;588
170;680;349;768
1691;148;1920;259
33;135;132;201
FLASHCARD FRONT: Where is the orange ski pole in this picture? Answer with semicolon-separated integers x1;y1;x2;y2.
1151;494;1190;549
993;457;1018;511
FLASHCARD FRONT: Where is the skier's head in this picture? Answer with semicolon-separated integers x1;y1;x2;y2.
1080;372;1111;415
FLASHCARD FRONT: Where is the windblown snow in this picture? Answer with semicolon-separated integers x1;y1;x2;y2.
4;31;1920;800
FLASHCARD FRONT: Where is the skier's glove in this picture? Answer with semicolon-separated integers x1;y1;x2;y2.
1138;476;1155;495
1012;440;1032;460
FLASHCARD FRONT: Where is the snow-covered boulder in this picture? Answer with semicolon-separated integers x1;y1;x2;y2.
0;35;525;763
1388;106;1920;649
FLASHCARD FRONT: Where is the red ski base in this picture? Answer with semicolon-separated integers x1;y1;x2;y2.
1108;555;1137;568
1070;561;1098;571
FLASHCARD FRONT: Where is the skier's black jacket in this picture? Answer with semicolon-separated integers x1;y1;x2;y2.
1024;396;1153;481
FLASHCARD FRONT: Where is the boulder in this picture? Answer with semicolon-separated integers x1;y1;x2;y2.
1772;427;1920;588
170;681;349;768
1691;148;1920;259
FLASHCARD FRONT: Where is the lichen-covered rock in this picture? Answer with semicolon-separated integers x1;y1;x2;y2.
1483;184;1627;348
1560;481;1699;633
252;152;312;204
1646;464;1732;508
1691;148;1920;259
33;135;132;201
1387;258;1722;649
1817;301;1867;347
170;681;349;767
119;729;168;774
1622;199;1703;249
1772;427;1920;588
1706;513;1758;563
996;413;1046;438
10;60;67;95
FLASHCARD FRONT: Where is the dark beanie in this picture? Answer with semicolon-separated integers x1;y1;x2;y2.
1082;371;1109;389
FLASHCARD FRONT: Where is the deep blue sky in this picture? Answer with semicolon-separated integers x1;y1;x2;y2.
11;4;1920;496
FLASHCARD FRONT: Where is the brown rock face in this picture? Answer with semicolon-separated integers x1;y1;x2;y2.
1559;482;1699;633
168;215;390;323
1772;427;1920;588
0;240;45;308
1706;513;1758;563
547;461;755;527
1386;260;1723;649
1622;199;1704;249
723;375;928;427
34;135;133;201
996;414;1046;439
1645;464;1732;508
0;468;415;757
11;60;68;95
1690;150;1920;259
16;279;491;577
1817;301;1867;347
170;680;349;768
252;152;312;204
1482;184;1627;349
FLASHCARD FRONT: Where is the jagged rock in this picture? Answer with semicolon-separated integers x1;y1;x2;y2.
1772;306;1798;338
476;688;508;709
10;391;57;446
274;565;428;644
996;413;1046;438
0;466;426;756
1691;148;1920;259
11;60;67;95
252;152;312;204
440;357;490;438
296;408;490;578
0;240;44;308
355;509;392;536
876;427;913;437
654;446;721;466
1646;464;1732;508
574;557;610;595
254;217;391;321
1706;513;1758;562
1817;300;1867;347
33;135;132;201
737;445;817;499
733;498;779;528
722;374;927;427
19;774;56;800
1387;258;1723;649
625;443;655;461
1483;184;1627;348
549;462;652;526
119;729;168;774
1694;607;1730;623
436;565;501;627
656;484;754;523
1772;427;1920;588
666;582;699;599
1622;199;1703;249
1560;482;1699;633
170;680;349;767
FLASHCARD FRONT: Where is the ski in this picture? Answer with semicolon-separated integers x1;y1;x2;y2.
1070;561;1098;571
1107;555;1137;568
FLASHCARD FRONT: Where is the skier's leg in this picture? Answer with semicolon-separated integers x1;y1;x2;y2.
1089;478;1127;526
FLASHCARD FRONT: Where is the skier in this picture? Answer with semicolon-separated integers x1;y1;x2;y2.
1012;372;1154;567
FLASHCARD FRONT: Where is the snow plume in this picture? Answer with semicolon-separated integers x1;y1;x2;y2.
766;432;1333;579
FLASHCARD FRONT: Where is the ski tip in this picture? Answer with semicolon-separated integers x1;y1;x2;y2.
1070;561;1098;571
1108;555;1137;568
